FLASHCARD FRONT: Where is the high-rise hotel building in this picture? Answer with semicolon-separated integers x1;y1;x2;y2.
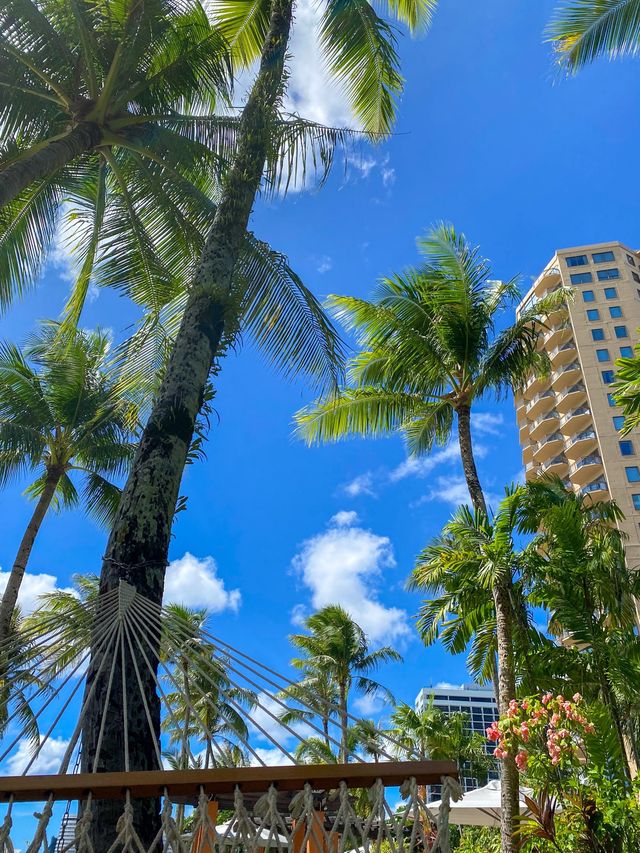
515;241;640;567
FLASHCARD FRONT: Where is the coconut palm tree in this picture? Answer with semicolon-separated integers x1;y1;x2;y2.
519;477;640;781
547;0;640;71
409;490;541;852
278;666;340;749
4;0;435;840
295;226;564;853
295;223;558;514
290;605;401;761
0;325;136;644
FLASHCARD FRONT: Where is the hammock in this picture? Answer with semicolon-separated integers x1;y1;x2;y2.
0;582;461;852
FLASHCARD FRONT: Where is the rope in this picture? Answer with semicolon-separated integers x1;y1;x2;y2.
0;797;14;853
25;795;53;853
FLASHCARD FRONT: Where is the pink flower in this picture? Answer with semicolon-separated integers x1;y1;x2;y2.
573;693;582;703
494;747;504;759
521;699;529;710
515;750;529;771
487;723;500;742
542;693;552;705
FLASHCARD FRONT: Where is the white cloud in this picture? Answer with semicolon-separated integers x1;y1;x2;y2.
433;681;464;691
381;166;395;187
163;553;241;613
250;747;295;767
285;0;353;127
414;476;501;510
316;255;333;274
342;472;376;498
472;412;505;436
292;522;409;644
415;476;472;508
6;737;70;775
329;510;359;528
0;570;75;616
353;693;385;716
352;157;377;179
389;443;460;482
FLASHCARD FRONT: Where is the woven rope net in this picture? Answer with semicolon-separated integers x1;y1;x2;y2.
0;582;461;852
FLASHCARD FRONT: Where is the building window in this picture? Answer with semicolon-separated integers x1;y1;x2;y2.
571;272;593;284
633;495;640;511
620;346;633;358
566;255;588;267
598;268;620;281
615;325;628;338
609;306;623;318
587;309;600;321
627;254;636;267
583;290;596;302
614;416;625;429
634;272;640;284
593;251;615;263
620;440;635;456
604;287;618;299
602;370;615;384
591;328;605;341
608;393;617;407
626;467;640;483
596;349;610;362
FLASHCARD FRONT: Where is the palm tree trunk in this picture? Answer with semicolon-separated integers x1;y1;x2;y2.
456;403;486;514
493;577;519;853
456;403;518;853
0;124;102;208
0;468;61;644
339;681;348;762
81;1;294;847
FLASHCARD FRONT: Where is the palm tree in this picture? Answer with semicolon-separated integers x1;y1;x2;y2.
290;605;401;761
279;666;340;749
409;490;540;853
295;225;561;853
294;223;559;513
0;325;135;643
547;0;640;71
4;0;434;837
519;477;640;781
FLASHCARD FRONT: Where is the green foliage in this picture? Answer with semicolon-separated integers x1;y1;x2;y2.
295;222;564;459
547;0;640;72
453;827;501;853
0;323;136;523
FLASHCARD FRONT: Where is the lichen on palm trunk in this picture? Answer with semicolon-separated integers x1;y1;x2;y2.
80;0;295;845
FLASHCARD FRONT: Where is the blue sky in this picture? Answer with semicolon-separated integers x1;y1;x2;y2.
1;0;639;792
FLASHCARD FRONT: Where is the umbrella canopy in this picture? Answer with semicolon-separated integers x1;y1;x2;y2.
216;820;290;846
427;779;533;827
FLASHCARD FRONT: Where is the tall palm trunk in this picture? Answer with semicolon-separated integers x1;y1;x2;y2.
456;403;518;853
339;680;349;762
0;467;61;644
81;0;295;847
0;124;102;208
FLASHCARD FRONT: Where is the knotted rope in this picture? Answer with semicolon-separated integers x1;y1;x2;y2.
25;796;53;853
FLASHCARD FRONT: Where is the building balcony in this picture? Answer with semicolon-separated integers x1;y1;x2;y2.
522;371;552;401
532;432;564;463
522;441;535;465
526;388;556;419
551;360;582;391
559;405;592;434
544;320;572;350
569;454;604;486
564;428;598;460
555;382;587;415
541;454;569;477
529;410;561;442
580;479;609;502
524;460;539;480
549;339;577;367
534;266;562;298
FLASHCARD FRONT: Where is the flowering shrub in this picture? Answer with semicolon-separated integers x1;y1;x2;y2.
486;693;595;778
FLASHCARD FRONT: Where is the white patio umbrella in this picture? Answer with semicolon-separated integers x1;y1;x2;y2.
427;779;533;827
215;819;290;846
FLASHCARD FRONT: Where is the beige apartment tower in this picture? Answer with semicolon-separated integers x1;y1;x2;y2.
515;241;640;567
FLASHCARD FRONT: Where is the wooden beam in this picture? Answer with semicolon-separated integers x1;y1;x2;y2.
0;760;457;803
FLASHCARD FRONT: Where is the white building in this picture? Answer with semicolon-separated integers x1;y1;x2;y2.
415;684;499;793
